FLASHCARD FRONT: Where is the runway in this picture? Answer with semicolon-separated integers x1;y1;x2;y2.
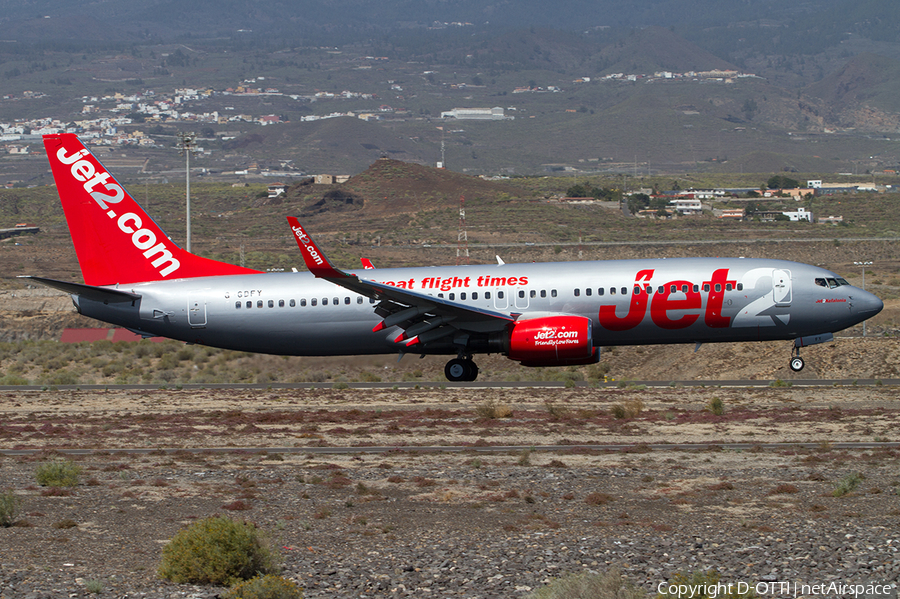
1;378;898;391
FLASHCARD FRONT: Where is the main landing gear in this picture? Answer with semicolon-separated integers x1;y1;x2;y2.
445;357;479;382
790;347;805;372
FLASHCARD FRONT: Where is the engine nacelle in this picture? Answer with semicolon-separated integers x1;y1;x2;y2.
507;314;596;366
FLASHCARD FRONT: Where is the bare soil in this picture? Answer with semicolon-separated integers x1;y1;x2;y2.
0;386;898;597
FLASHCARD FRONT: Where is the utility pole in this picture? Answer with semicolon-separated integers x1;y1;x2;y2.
177;132;198;252
457;195;469;265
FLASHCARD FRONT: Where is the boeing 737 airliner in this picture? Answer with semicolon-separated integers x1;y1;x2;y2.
25;134;883;381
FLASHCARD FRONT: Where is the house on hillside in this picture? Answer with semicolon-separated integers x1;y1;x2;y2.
668;198;703;215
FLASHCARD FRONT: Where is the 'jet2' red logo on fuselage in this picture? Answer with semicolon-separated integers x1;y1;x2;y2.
598;268;735;331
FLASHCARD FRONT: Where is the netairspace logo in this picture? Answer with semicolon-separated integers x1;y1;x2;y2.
657;581;896;599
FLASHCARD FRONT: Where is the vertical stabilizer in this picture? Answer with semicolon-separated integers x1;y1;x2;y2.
43;134;260;286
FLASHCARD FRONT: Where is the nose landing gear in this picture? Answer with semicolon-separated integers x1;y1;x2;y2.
790;347;805;372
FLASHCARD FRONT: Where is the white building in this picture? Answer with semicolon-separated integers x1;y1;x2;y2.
440;107;512;120
668;198;703;215
783;207;813;222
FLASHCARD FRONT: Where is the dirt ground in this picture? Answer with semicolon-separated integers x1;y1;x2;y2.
0;385;898;597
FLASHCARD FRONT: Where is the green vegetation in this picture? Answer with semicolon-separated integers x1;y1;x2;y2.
35;460;82;487
84;580;104;594
528;569;646;599
0;491;22;527
832;472;864;497
223;574;303;599
158;516;279;585
708;397;725;416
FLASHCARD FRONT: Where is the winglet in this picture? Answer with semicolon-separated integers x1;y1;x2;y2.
287;216;349;279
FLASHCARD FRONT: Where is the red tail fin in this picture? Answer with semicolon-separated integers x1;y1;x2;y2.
43;134;260;286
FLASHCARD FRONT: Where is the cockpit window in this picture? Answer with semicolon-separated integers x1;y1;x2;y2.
836;278;850;286
815;278;827;287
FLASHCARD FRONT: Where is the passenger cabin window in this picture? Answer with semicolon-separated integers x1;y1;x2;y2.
257;300;263;308
268;300;274;308
574;289;580;297
725;284;733;291
485;292;491;299
246;301;252;309
357;296;363;304
703;284;710;292
540;290;547;298
633;286;641;295
322;298;328;306
498;291;504;299
311;298;317;306
610;287;616;295
621;287;627;295
290;299;296;307
333;297;339;305
461;292;467;300
519;290;525;299
551;290;558;298
598;288;604;296
235;301;241;309
344;297;350;305
449;293;455;300
530;290;536;298
585;288;592;296
279;299;285;307
472;292;478;300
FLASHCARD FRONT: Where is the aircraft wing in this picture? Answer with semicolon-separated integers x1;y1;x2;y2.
288;217;515;346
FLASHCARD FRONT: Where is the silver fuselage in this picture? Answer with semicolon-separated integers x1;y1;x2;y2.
73;258;883;356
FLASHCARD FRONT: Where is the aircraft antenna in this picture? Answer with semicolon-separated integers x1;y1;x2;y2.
456;194;469;265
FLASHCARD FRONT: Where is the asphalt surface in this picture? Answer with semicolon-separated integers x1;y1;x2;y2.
1;379;898;391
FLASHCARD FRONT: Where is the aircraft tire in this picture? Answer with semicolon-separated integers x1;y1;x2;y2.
445;358;469;382
445;358;479;382
789;356;805;372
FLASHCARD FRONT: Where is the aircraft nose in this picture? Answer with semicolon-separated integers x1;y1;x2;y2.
856;290;884;316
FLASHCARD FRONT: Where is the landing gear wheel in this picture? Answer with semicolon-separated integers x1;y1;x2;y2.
445;358;479;382
789;356;805;372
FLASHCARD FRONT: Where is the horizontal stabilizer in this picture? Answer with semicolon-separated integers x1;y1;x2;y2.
19;276;141;303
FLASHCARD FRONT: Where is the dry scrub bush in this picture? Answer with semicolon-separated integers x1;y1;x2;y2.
528;568;646;599
223;574;303;599
35;460;82;487
158;516;278;585
475;398;512;419
611;399;643;419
